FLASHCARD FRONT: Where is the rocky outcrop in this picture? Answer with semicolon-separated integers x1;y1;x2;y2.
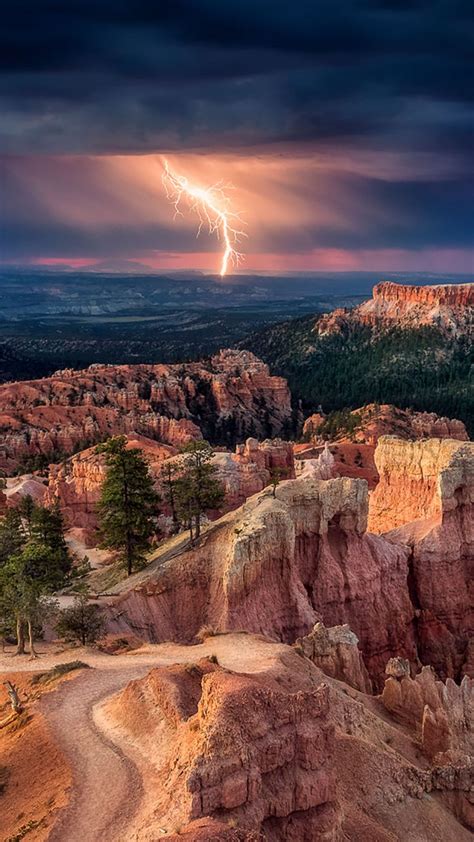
370;437;474;680
303;404;468;447
295;441;379;489
317;281;473;336
4;473;48;506
99;634;472;840
368;436;472;532
103;653;341;841
381;662;474;827
107;477;417;689
382;660;473;758
212;438;295;512
295;622;372;693
0;350;291;471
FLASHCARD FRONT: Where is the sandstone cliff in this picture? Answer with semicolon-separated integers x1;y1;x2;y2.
317;281;473;336
370;436;474;680
0;350;291;471
106;476;417;689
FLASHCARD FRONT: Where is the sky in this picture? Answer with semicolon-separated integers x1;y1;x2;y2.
1;0;473;274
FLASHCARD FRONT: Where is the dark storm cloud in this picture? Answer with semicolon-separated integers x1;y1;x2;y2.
1;1;473;263
1;0;473;154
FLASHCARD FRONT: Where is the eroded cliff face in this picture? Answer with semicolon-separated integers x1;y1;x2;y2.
370;437;474;680
0;350;291;471
317;281;473;336
368;436;471;532
106;477;417;689
99;635;472;841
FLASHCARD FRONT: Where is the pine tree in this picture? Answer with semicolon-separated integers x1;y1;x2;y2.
30;501;71;584
96;436;159;575
0;508;25;566
175;441;225;541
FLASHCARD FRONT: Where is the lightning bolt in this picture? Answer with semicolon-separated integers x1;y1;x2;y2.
161;158;246;276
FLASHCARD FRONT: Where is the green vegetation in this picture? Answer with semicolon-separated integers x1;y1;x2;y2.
55;591;105;646
0;501;71;656
173;440;225;541
96;435;160;576
312;408;362;441
246;318;474;436
30;660;89;686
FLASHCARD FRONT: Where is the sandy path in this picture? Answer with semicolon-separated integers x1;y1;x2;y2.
39;666;152;842
8;635;283;841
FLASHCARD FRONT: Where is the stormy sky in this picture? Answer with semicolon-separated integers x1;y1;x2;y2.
1;1;473;273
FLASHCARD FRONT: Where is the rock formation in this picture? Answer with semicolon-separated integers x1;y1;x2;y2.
103;654;341;840
295;622;372;693
107;476;417;689
46;434;177;542
370;436;474;680
317;281;474;336
0;350;291;471
46;435;294;543
99;634;472;840
368;436;471;532
303;403;468;447
381;660;474;827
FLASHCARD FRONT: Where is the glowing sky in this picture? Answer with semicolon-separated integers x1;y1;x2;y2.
1;1;473;273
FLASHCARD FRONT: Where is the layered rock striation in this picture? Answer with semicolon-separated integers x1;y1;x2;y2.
317;281;473;336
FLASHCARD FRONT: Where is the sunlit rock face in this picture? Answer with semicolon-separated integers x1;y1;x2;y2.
103;653;342;841
106;476;417;690
370;436;474;680
317;281;473;336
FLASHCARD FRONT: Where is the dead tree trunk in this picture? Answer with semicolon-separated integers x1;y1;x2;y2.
4;681;22;714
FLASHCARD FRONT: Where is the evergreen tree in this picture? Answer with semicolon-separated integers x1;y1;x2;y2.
0;545;59;657
96;436;159;575
0;508;25;566
19;493;36;535
175;441;225;541
30;501;71;584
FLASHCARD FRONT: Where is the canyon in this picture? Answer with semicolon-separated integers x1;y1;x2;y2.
104;434;473;690
0;281;473;841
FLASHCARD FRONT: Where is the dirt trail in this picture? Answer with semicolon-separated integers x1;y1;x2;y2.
40;666;151;842
5;635;283;841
